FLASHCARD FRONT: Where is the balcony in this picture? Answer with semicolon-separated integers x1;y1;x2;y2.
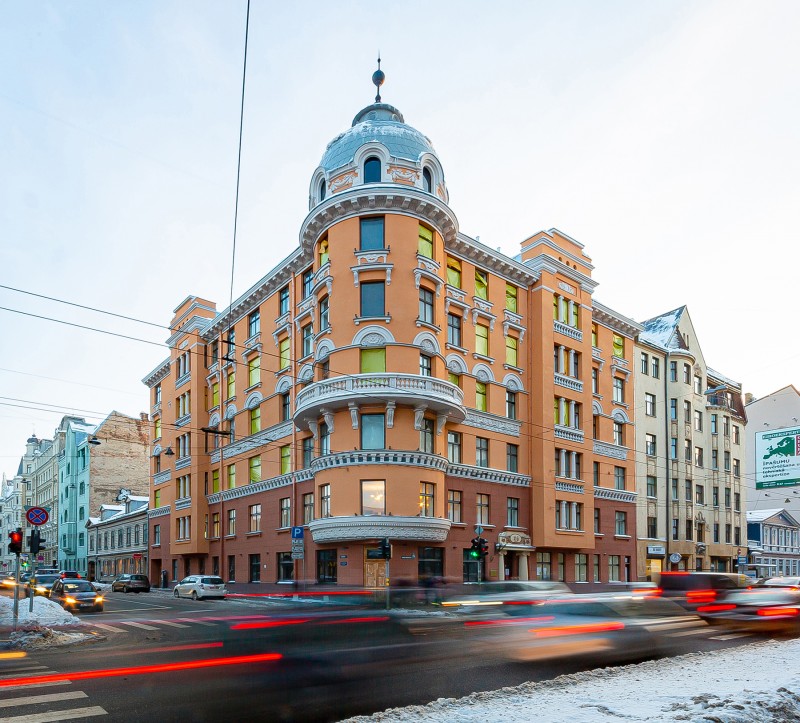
594;487;637;504
593;440;629;461
312;450;448;475
554;425;584;443
554;372;583;392
555;480;584;494
309;515;451;544
553;320;582;342
294;373;466;427
447;463;531;487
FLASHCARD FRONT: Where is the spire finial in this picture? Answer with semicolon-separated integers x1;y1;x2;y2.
372;54;385;103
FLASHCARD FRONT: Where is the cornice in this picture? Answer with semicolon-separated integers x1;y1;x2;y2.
142;358;171;388
522;253;598;293
448;234;537;286
592;301;643;338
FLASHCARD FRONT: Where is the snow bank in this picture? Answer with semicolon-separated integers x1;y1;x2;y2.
341;639;800;722
0;594;80;628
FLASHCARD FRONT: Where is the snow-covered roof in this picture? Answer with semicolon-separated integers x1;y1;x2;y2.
638;306;685;350
706;366;741;389
746;509;785;522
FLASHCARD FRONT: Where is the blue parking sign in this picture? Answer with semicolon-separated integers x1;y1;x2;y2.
291;526;304;539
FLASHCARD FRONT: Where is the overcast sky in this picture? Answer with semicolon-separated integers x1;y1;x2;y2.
1;1;798;479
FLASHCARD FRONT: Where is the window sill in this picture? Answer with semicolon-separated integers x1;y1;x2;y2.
151;544;161;549
449;522;467;527
595;533;604;537
446;343;468;354
246;531;262;537
415;319;440;333
503;526;526;532
244;383;262;393
472;353;494;364
503;364;523;373
354;315;391;325
555;528;584;534
614;535;632;540
224;534;236;540
276;526;291;532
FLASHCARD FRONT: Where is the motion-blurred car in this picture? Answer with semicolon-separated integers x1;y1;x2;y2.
49;579;104;612
111;574;151;593
442;580;574;609
59;570;81;579
656;572;749;611
1;574;17;589
173;575;227;600
25;573;60;598
696;589;800;632
757;576;800;591
464;593;704;663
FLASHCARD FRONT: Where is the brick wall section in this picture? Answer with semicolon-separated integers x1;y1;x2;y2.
88;411;150;516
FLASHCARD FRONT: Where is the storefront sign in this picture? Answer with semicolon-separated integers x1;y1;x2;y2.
647;545;666;556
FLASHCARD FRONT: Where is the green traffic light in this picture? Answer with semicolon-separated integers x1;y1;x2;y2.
469;549;480;558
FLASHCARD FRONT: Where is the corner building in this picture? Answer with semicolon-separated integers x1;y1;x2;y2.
144;76;639;587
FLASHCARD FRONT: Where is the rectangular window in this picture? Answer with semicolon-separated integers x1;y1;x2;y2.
279;285;290;315
685;480;692;502
249;504;261;533
249;355;261;385
302;437;313;469
640;352;649;374
475;323;489;357
319;295;330;331
227;371;236;399
696;485;705;505
613;422;624;446
593;461;600;486
669;398;677;420
419;417;434;453
227;463;236;489
505;336;518;367
647;475;657;498
506;283;517;313
575;554;588;583
670;437;678;459
360;216;384;250
694;375;702;394
594;554;601;583
360;281;385;317
669;361;678;382
694;446;704;467
672;518;678;540
724;451;731;471
447;432;462;463
646;433;657;456
303;492;314;523
361;413;385;450
211;382;219;408
280;445;291;475
279;498;291;528
301;324;313;357
725;487;731;508
361;480;385;516
476;437;489;468
419;482;435;517
248;310;260;338
712;486;719;507
614;466;626;490
615;511;627;536
612;334;625;358
684;400;691;423
733;425;740;445
227;509;236;536
249;456;261;484
506;444;518;473
506;390;517;419
647;516;657;538
591;368;598;394
608;555;621;582
419;353;432;377
448;490;462;523
447;313;462;347
734;492;741;511
359;347;387;374
733;459;741;478
711;414;718;434
212;469;220;493
651;357;660;378
476;493;490;525
683;363;691;384
506;497;519;527
537;552;552;581
645;393;656;416
249;407;261;435
474;269;488;299
712;449;719;470
475;381;487;412
320;422;330;455
594;507;600;533
419;287;434;324
302;269;314;299
613;377;625;404
320;484;331;518
446;256;461;288
418;224;433;258
694;410;703;431
684;439;692;462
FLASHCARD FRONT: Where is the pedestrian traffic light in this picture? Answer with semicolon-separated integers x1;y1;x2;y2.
469;537;482;559
28;528;41;555
379;537;392;560
8;528;22;555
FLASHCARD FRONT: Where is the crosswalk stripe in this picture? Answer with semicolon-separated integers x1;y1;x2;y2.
116;621;158;631
150;620;189;628
0;682;71;692
667;628;712;637
708;632;753;641
0;692;87;709
0;705;107;722
91;624;126;633
0;667;48;678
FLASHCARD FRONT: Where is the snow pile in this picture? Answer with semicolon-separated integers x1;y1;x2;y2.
0;594;80;628
341;639;800;722
9;624;97;650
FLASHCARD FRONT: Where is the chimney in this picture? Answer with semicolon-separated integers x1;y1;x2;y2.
744;393;755;405
140;412;149;421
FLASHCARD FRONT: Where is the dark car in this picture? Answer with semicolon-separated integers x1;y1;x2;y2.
49;579;104;612
59;570;81;579
656;572;749;611
25;573;60;598
111;574;151;593
696;589;800;632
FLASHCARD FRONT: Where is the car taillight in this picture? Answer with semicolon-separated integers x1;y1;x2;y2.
686;589;716;604
697;603;736;613
756;607;800;617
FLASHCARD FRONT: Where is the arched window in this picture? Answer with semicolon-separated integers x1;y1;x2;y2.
364;157;381;183
319;179;326;201
423;167;433;193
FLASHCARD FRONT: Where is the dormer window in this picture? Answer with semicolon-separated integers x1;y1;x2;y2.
319;179;326;201
364;157;381;183
423;167;433;193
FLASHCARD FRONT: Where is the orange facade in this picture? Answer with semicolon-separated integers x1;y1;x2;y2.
144;90;639;588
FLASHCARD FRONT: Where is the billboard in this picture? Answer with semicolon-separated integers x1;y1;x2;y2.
756;427;800;489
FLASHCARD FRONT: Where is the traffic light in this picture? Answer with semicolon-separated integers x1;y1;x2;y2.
8;528;22;555
28;528;41;555
479;538;489;558
469;537;482;559
379;537;392;560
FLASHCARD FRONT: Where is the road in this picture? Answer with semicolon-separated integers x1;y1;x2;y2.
0;588;789;722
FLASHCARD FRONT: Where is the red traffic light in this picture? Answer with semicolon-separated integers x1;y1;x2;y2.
8;528;23;555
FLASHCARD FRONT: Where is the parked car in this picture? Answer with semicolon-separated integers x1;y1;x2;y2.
59;570;81;579
173;575;227;600
656;572;749;611
111;574;151;593
49;579;104;612
696;588;800;632
25;573;61;598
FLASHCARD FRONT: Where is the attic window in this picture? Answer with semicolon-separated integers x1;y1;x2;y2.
364;157;381;183
423;167;433;193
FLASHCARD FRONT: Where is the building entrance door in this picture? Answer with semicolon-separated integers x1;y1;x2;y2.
364;558;387;588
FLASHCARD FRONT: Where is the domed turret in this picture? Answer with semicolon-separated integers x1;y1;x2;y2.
309;63;448;209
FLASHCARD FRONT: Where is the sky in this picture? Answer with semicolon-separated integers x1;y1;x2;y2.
1;0;798;479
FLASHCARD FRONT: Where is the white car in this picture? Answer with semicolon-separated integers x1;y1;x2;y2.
173;575;227;600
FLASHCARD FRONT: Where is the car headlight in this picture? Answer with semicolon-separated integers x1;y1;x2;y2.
65;597;77;604
35;586;46;593
95;596;104;603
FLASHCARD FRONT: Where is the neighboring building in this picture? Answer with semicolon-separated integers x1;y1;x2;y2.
58;412;150;575
635;306;747;578
0;474;31;574
86;490;149;581
145;70;651;589
744;385;800;520
746;508;800;578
